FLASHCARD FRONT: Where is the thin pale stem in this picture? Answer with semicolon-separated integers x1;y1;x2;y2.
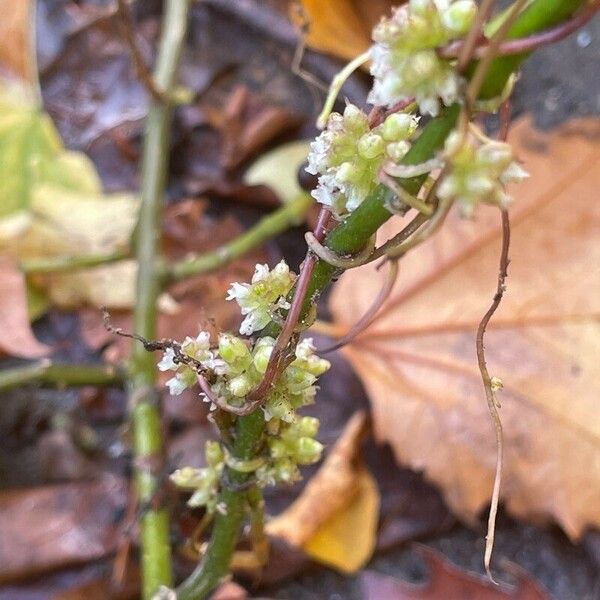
467;0;528;106
456;0;497;73
128;1;190;597
166;193;313;282
316;50;371;128
478;209;510;583
20;251;128;274
320;259;399;353
117;0;168;103
0;360;124;392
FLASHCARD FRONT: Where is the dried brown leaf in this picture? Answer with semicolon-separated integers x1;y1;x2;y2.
0;476;126;583
329;117;600;537
360;545;548;599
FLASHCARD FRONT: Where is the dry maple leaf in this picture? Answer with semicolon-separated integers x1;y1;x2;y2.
329;117;600;538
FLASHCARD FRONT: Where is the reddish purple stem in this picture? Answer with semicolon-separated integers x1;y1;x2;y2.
440;3;600;60
230;208;331;414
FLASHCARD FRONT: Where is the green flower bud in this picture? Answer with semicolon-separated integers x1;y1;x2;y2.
253;341;274;374
343;103;368;132
336;161;356;183
441;1;476;35
269;439;288;459
274;458;299;483
218;333;251;370
357;133;385;159
205;441;223;468
265;397;294;422
477;142;513;172
386;141;411;162
170;466;206;490
188;487;212;508
285;367;317;393
381;113;418;141
295;416;320;438
294;437;324;465
228;373;253;397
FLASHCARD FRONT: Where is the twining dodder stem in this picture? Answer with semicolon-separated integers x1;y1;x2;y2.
176;1;586;597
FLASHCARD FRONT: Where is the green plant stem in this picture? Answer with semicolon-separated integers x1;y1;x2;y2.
20;251;129;274
0;361;124;392
167;193;313;282
128;1;190;598
175;1;586;597
177;410;264;600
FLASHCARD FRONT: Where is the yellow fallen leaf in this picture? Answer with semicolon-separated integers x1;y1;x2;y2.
329;117;600;539
304;465;379;573
293;0;395;62
266;411;380;572
0;83;140;310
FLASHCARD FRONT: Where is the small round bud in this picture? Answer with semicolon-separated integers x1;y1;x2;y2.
403;50;438;82
357;133;385;159
228;373;253;397
343;104;368;132
336;161;356;183
253;342;273;374
188;487;212;508
441;1;476;35
296;416;320;438
218;333;251;367
477;142;513;172
382;113;418;141
269;439;287;459
466;174;494;197
171;467;206;490
386;141;411;162
205;441;223;468
274;458;298;483
294;437;324;465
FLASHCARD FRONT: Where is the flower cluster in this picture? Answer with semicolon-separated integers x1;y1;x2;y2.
170;441;224;512
257;416;323;486
307;103;419;215
368;0;476;116
437;129;529;216
227;260;295;335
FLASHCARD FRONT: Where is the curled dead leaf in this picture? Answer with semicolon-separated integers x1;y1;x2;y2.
329;117;600;538
0;257;50;358
266;411;380;573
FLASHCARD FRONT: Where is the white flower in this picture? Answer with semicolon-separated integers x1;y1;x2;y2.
157;347;177;371
227;260;296;335
368;1;476;116
438;129;529;215
166;374;189;396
